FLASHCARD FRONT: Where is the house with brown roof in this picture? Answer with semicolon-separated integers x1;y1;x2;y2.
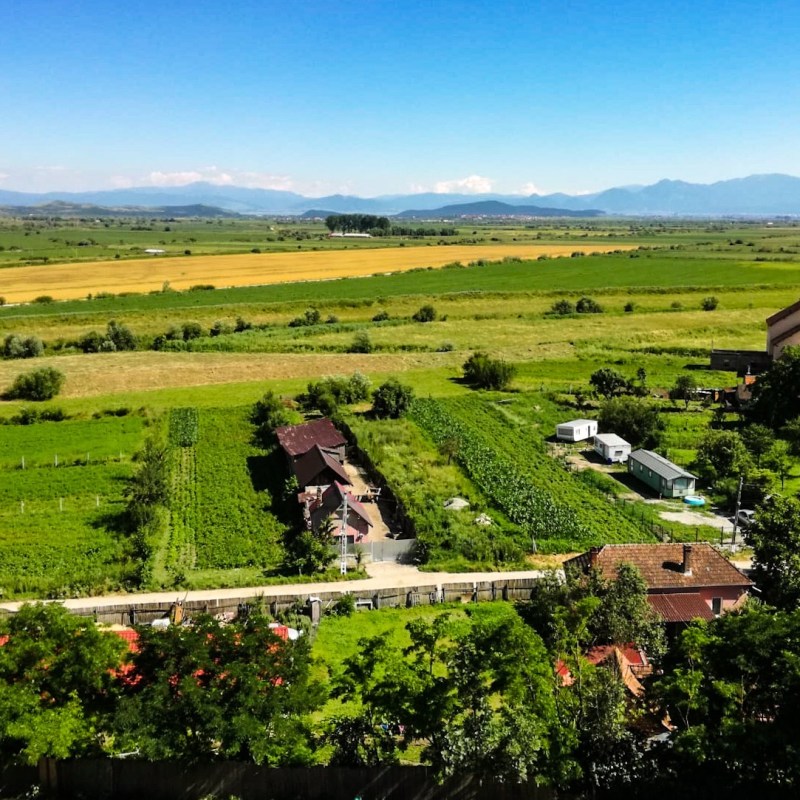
292;444;350;491
304;481;372;542
564;543;752;625
275;418;347;463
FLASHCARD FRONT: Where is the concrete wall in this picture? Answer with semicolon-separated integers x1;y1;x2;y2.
41;759;556;800
710;349;771;375
66;577;543;625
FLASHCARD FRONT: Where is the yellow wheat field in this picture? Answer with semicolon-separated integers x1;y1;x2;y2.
0;244;635;304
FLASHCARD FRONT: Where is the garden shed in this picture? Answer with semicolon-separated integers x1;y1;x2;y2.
593;433;631;463
555;419;598;442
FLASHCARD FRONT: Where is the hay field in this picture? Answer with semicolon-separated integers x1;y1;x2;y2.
0;243;634;303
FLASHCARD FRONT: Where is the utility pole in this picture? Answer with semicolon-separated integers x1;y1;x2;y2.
732;475;744;544
339;492;349;575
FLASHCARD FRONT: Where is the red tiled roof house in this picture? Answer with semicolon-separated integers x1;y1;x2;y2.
564;543;752;624
275;418;347;464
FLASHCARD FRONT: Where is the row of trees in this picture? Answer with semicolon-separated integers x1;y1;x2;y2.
324;214;391;234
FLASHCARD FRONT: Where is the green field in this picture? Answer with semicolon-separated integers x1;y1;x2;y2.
0;218;799;596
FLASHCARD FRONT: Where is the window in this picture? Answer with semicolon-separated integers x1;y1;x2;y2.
712;597;722;616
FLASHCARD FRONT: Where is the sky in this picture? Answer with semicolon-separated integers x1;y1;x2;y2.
1;0;799;197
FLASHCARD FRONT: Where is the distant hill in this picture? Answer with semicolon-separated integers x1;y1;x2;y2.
298;209;339;219
394;200;603;219
1;174;800;216
0;201;241;218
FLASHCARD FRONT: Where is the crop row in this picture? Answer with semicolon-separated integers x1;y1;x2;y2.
409;397;649;551
168;407;199;447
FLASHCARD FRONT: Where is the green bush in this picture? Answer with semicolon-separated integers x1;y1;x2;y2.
412;304;437;323
4;366;66;401
462;352;516;390
550;299;575;315
372;378;415;419
576;296;603;314
701;296;719;311
3;334;44;359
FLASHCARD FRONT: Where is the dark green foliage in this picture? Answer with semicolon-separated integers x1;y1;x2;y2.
330;593;357;617
284;528;336;575
305;372;371;414
655;603;800;791
0;603;126;764
371;310;390;322
251;390;293;447
4;366;65;401
598;396;664;448
745;496;800;610
325;214;390;234
575;296;603;313
168;407;199;447
209;319;233;337
412;304;437;322
288;308;321;327
106;319;137;351
331;604;562;784
700;295;719;310
669;373;698;408
372;378;415;419
550;299;575;315
113;613;321;764
348;331;373;353
2;334;43;359
740;423;774;466
77;329;107;353
589;367;629;398
748;345;800;429
462;351;516;390
694;429;751;483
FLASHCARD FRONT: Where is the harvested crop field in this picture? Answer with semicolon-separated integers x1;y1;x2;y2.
0;243;635;303
0;351;459;399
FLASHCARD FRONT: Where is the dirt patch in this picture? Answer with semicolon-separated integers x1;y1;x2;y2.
660;508;733;531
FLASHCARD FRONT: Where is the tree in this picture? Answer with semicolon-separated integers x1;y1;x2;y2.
694;429;751;484
576;296;603;314
0;603;125;764
764;440;792;488
747;345;800;429
781;415;800;456
372;378;414;419
348;331;373;354
284;525;336;574
113;613;321;764
251;390;293;447
741;423;775;466
589;368;629;399
2;334;43;359
550;299;575;315
598;396;663;448
745;496;800;610
412;304;437;323
700;295;719;311
106;319;137;351
462;351;516;390
669;373;698;409
655;604;800;790
4;366;65;401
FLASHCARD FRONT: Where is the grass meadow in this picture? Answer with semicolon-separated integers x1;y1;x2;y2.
0;219;799;596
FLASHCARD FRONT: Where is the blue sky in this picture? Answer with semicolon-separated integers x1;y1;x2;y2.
1;0;799;196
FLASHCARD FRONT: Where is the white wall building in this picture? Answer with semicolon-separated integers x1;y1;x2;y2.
555;419;598;442
593;433;631;463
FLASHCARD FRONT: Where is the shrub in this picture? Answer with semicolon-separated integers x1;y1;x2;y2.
412;304;437;323
210;320;233;337
77;330;107;353
0;297;5;306
598;396;664;449
330;593;356;617
234;316;252;333
188;284;214;291
670;301;683;310
4;366;66;401
624;301;635;313
289;308;321;328
437;342;455;352
32;295;54;304
462;352;516;390
550;299;575;315
372;310;390;322
106;320;137;351
306;372;372;413
348;331;373;354
3;334;43;359
701;296;719;311
576;296;603;314
181;322;203;341
372;378;415;419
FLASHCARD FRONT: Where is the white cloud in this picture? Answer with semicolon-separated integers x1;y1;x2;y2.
433;175;494;194
517;182;544;196
143;167;294;191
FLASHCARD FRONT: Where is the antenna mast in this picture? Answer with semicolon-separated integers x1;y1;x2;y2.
339;492;349;575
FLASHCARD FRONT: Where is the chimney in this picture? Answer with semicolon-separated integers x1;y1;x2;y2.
588;546;601;570
682;544;694;576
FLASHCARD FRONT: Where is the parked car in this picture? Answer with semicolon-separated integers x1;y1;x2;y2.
736;509;756;528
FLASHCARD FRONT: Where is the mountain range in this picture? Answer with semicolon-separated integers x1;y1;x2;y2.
1;174;800;216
